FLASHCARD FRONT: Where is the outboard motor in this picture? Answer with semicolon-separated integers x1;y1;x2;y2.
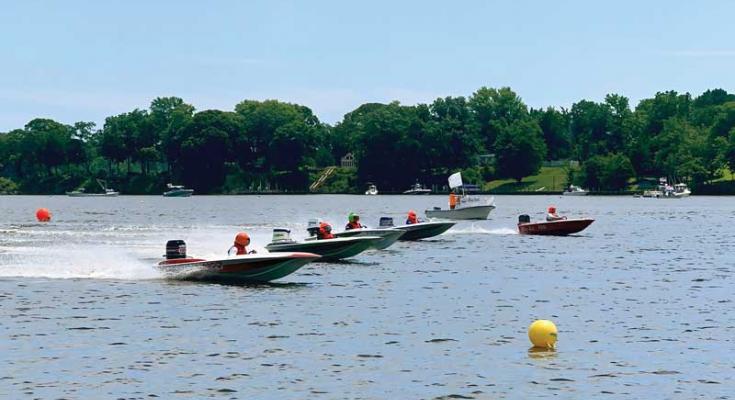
272;228;292;243
165;239;187;259
306;218;320;237
379;217;394;227
518;214;531;224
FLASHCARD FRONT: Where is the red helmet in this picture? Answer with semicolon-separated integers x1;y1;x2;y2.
320;222;332;233
235;232;250;246
548;206;556;213
408;210;417;217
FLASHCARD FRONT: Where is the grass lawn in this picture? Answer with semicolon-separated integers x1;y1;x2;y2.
711;167;735;183
485;167;568;192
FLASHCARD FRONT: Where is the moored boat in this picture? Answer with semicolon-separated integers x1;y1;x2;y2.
403;182;432;195
365;184;379;195
562;185;589;196
377;217;455;241
641;178;691;199
641;190;662;198
157;240;318;282
163;183;194;197
66;179;119;197
667;183;691;198
517;215;594;236
265;228;381;261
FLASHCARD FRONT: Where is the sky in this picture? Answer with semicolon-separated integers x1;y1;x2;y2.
1;0;734;131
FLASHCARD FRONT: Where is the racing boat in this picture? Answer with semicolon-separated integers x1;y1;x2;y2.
265;228;381;261
517;215;594;236
377;217;455;241
157;240;318;282
333;227;405;250
425;173;495;220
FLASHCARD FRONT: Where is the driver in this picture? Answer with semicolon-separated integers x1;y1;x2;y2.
228;232;256;256
317;222;335;239
546;206;566;222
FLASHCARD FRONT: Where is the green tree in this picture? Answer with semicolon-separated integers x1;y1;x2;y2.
569;100;611;160
469;87;528;150
150;97;195;170
581;153;635;191
234;100;322;174
493;118;547;182
174;110;244;192
531;107;571;160
350;102;426;190
424;96;482;173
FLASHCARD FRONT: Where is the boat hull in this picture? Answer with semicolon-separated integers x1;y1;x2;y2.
403;190;431;195
163;189;194;197
157;252;319;282
67;191;120;197
391;221;456;241
518;218;594;236
333;229;405;250
425;205;495;220
562;191;588;196
265;237;381;261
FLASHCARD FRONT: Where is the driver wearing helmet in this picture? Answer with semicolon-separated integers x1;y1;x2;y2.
317;222;335;239
345;212;366;230
406;210;419;225
546;206;566;222
228;232;256;256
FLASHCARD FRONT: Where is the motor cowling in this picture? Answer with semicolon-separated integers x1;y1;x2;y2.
518;214;530;224
272;228;292;242
306;218;320;237
165;240;187;259
379;217;394;227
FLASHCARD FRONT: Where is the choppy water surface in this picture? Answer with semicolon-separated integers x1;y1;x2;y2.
1;195;733;399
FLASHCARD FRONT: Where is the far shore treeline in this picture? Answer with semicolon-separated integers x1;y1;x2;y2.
1;87;735;195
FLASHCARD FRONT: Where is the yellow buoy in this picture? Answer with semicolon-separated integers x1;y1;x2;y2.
528;319;557;349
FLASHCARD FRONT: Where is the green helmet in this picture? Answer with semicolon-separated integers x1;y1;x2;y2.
348;212;358;222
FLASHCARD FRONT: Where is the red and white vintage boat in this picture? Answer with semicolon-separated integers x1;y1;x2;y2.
517;215;594;236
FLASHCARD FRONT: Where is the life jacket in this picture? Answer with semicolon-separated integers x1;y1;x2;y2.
232;243;247;255
546;213;563;222
449;193;457;207
406;215;418;224
346;221;361;230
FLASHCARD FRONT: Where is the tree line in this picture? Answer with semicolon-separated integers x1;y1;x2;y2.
1;87;734;194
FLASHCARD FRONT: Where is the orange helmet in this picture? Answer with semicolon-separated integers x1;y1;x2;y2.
319;222;332;233
548;206;556;213
235;232;250;246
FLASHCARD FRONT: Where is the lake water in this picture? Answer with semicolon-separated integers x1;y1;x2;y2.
1;195;733;399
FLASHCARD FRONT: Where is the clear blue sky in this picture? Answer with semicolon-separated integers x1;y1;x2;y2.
1;0;733;131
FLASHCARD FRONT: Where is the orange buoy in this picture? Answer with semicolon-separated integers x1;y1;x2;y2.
36;208;51;222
